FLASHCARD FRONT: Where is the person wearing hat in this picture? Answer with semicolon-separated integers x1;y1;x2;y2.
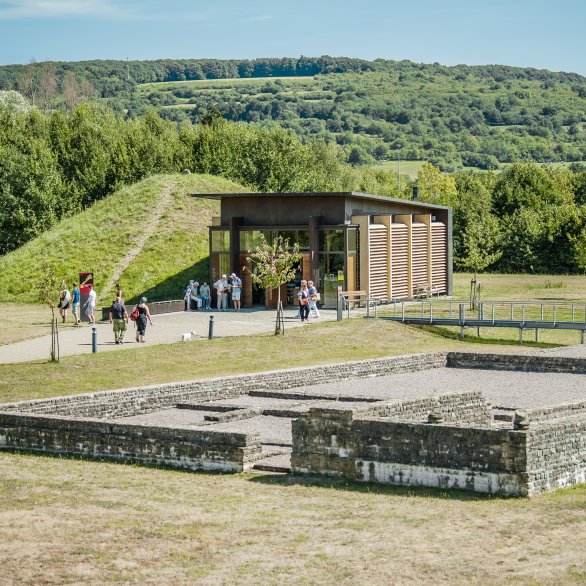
230;273;242;311
213;274;230;311
133;296;153;343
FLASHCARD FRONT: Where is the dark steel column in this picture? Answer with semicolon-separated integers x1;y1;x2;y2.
309;216;321;285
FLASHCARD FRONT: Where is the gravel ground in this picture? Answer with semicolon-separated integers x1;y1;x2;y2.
117;366;586;451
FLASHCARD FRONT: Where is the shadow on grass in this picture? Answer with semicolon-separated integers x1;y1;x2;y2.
246;471;516;501
419;325;561;349
131;258;210;304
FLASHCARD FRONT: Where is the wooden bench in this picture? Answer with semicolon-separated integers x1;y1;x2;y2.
340;290;368;309
413;283;441;299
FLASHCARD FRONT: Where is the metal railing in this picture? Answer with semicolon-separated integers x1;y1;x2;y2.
358;298;586;344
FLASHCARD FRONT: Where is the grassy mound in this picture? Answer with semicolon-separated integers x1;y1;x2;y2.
0;174;247;304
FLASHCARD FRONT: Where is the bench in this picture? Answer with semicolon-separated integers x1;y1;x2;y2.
340;290;368;309
413;283;442;299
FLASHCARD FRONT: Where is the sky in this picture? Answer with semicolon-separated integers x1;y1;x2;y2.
0;0;585;75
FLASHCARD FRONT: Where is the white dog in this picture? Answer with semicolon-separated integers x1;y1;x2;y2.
181;330;197;342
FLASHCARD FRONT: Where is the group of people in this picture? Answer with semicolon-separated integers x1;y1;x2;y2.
183;273;243;312
58;280;154;345
58;281;86;325
183;280;211;311
296;280;320;322
108;294;153;345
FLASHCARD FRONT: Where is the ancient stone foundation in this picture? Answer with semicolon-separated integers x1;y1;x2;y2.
1;351;585;496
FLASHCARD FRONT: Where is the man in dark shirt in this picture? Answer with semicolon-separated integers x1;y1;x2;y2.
109;296;128;344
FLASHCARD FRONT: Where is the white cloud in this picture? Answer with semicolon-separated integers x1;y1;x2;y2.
0;0;135;19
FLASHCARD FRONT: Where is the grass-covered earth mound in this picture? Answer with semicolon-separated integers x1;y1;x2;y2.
0;173;247;304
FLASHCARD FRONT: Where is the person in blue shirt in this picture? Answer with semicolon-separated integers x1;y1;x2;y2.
71;283;81;325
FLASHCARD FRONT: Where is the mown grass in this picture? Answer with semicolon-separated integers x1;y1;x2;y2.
0;173;247;305
0;454;584;585
0;318;489;404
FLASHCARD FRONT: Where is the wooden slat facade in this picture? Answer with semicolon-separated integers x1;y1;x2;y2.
368;224;388;298
390;223;409;298
411;222;428;296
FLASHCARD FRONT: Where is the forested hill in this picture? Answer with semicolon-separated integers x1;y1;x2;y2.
2;56;586;171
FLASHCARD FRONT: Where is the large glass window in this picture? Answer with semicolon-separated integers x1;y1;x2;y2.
278;229;310;250
240;230;262;252
319;229;344;252
211;229;229;252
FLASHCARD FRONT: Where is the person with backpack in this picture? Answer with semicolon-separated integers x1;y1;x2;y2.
132;297;153;343
58;282;71;323
109;296;128;344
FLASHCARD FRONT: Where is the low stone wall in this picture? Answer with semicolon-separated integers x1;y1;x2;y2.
361;391;491;425
291;389;586;496
447;352;586;374
100;300;184;321
0;412;262;472
527;414;586;494
1;352;448;418
0;353;447;473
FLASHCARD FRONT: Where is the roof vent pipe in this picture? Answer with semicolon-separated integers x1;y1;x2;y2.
412;185;419;201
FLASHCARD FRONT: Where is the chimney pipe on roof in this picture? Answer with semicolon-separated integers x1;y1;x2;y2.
412;185;419;201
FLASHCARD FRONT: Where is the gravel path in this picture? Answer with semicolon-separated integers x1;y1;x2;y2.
0;308;336;364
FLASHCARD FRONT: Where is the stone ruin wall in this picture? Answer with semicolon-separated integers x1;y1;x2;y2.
0;353;447;473
291;390;586;497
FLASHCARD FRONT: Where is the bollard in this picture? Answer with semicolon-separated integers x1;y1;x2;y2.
208;315;214;340
92;326;97;353
337;295;343;321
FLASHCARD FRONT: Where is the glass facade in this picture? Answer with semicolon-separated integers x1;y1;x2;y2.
212;224;360;307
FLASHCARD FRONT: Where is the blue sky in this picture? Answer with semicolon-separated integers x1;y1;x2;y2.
0;0;585;75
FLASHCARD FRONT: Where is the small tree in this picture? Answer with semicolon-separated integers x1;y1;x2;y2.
246;234;302;335
37;258;64;361
456;215;502;307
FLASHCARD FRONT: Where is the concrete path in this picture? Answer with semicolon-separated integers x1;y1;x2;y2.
0;308;337;364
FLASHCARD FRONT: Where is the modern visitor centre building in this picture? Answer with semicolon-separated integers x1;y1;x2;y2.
198;192;452;308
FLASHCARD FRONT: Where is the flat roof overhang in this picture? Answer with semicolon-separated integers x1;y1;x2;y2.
193;191;450;212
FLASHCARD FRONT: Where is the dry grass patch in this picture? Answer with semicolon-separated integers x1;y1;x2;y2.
1;454;585;585
0;303;54;346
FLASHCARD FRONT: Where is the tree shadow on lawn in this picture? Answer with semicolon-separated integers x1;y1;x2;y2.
247;472;516;501
130;258;210;304
419;325;560;349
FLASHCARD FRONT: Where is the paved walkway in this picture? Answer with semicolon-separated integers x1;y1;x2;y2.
0;308;337;364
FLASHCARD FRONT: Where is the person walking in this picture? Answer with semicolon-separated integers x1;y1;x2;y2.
230;273;242;311
58;282;71;323
134;297;153;343
71;282;81;324
199;281;211;310
307;280;320;318
297;280;310;322
109;296;128;344
214;274;229;311
83;283;97;326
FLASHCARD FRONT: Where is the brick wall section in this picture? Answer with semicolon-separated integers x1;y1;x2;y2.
447;352;586;374
359;391;491;425
0;412;262;472
526;414;586;495
0;353;448;418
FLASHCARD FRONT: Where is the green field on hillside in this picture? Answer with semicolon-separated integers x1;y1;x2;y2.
0;174;247;305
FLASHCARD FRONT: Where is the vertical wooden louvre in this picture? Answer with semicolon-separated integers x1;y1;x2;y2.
368;224;388;298
390;223;408;298
431;222;447;294
411;222;428;296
